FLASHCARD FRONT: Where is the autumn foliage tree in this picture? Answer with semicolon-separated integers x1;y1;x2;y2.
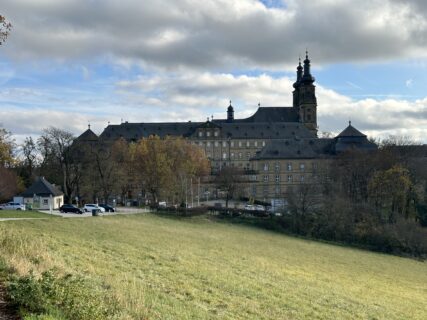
130;136;209;205
0;127;22;201
368;165;414;223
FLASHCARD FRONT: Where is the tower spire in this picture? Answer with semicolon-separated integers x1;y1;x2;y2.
293;56;303;88
227;100;234;122
302;50;315;84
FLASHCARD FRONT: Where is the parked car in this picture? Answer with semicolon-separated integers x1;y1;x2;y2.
244;204;255;211
0;202;26;210
83;204;105;213
59;204;83;214
99;204;115;212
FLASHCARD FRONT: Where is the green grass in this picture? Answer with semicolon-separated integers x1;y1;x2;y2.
0;210;56;219
0;213;426;319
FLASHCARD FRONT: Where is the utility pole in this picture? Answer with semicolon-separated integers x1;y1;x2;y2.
191;178;193;208
198;177;200;207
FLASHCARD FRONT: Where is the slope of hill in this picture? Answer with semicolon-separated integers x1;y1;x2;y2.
0;213;426;319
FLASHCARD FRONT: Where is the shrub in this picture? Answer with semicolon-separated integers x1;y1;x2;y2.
6;270;119;320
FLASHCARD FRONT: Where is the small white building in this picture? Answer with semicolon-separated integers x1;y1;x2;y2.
20;177;64;210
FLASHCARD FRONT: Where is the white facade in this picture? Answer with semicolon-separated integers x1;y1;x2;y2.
24;195;63;210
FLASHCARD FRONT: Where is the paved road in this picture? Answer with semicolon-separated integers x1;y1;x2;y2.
0;207;151;221
38;207;151;218
0;218;48;221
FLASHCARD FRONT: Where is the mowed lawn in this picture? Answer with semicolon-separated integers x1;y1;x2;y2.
0;214;426;319
0;209;55;219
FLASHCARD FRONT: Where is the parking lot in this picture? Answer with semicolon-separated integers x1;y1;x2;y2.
38;207;151;218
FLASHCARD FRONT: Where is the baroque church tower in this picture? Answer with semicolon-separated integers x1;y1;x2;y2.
292;51;317;135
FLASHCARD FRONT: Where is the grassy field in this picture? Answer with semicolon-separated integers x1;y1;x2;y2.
0;213;426;319
0;210;56;219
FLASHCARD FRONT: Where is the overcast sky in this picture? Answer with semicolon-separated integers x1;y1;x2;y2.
1;0;427;142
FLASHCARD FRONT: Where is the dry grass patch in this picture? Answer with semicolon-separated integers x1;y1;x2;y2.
0;214;426;319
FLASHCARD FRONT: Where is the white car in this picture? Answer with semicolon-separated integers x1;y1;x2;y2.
83;204;105;213
244;204;255;211
0;202;26;210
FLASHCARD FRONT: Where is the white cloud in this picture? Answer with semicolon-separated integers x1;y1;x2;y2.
2;0;427;69
1;71;427;142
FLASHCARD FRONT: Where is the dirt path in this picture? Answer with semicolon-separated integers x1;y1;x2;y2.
0;282;20;320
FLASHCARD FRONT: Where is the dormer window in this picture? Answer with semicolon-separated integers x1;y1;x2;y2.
199;131;203;137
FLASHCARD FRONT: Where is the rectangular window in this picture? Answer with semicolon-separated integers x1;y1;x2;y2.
263;175;269;182
207;142;211;147
246;141;250;147
301;175;305;182
275;163;280;172
231;152;234;159
214;141;219;147
239;141;242;147
300;163;305;171
254;141;258;147
206;131;211;137
246;152;250;159
222;153;227;159
231;141;234;147
287;175;293;182
214;131;219;137
262;141;266;147
263;163;269;171
275;175;280;182
198;131;203;137
238;152;242;159
43;199;48;205
263;186;269;194
275;185;281;194
199;142;203;146
287;163;292;171
222;141;226;147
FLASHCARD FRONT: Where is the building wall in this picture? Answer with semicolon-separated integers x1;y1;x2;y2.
248;158;329;201
190;136;267;172
24;195;64;210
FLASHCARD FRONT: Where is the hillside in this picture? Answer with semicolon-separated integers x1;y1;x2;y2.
0;213;426;319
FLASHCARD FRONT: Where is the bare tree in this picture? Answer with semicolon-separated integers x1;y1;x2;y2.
0;15;12;45
38;127;78;203
215;167;245;211
19;136;39;185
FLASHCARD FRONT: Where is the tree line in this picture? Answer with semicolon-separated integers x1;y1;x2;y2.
0;126;210;206
280;138;427;257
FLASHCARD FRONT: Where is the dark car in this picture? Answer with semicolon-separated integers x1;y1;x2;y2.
99;204;115;212
60;204;83;214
